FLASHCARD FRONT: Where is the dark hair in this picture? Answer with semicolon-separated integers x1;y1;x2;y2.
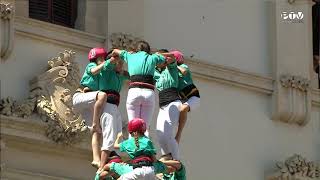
136;41;151;54
134;135;140;151
90;58;97;63
158;49;169;53
106;49;114;59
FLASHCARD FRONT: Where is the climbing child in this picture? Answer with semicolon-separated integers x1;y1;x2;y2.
72;47;108;168
111;41;166;137
171;50;200;144
96;118;157;180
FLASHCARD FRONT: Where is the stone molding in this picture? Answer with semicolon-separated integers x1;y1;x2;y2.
14;16;105;51
267;154;319;180
0;2;14;61
0;115;91;157
272;74;312;126
1;166;70;180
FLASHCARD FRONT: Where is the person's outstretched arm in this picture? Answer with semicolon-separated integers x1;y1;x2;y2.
113;132;123;149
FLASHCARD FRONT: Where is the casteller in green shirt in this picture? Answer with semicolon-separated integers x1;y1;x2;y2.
99;59;128;92
80;62;99;91
178;64;194;91
119;50;165;76
119;135;156;159
154;62;179;91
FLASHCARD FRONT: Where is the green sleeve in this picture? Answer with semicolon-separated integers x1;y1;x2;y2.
179;64;190;72
102;59;116;71
167;61;177;69
119;50;129;63
153;69;161;82
146;140;156;155
153;161;168;174
86;63;97;75
152;54;166;65
120;73;129;81
119;142;125;152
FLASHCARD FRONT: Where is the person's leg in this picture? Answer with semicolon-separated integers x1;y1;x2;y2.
99;104;121;170
140;88;155;137
126;88;142;122
73;91;102;167
92;91;107;133
166;101;181;160
91;131;101;168
175;104;189;144
156;106;172;157
156;101;181;160
176;96;200;143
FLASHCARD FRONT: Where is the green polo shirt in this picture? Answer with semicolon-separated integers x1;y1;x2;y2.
178;64;194;91
119;136;156;159
154;62;179;91
119;50;165;76
99;60;128;92
80;62;99;91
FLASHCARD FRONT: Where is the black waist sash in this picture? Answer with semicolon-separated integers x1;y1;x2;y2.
159;88;180;107
102;90;120;106
179;84;200;99
130;75;154;85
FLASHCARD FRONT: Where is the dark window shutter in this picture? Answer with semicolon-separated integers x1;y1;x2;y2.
29;0;77;28
29;0;51;23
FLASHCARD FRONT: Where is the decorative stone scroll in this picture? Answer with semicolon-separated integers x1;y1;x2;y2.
109;32;143;51
272;75;311;126
0;2;14;61
267;154;319;180
0;50;88;145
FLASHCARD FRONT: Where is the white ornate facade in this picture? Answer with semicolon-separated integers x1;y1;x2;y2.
0;0;319;179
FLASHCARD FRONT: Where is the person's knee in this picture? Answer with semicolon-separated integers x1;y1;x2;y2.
97;91;108;101
179;104;190;112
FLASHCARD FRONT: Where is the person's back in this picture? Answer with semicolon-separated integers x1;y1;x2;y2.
112;41;166;137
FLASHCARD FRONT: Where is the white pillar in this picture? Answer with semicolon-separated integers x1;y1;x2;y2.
272;0;314;125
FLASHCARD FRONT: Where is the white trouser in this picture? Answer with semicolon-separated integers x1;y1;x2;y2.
100;103;122;151
126;88;155;136
72;91;99;127
120;166;156;180
156;100;182;160
184;96;200;111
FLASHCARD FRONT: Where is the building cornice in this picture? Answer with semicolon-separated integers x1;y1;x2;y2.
0;115;91;159
14;16;106;51
186;58;274;95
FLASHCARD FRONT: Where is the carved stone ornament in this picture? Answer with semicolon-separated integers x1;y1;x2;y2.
267;154;319;180
110;32;143;51
0;50;89;145
0;2;14;61
272;74;311;126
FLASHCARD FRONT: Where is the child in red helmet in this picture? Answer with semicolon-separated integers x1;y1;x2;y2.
171;50;200;144
95;118;184;180
73;47;112;168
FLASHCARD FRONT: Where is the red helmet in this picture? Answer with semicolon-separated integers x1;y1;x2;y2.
128;118;146;134
170;50;184;64
88;48;107;61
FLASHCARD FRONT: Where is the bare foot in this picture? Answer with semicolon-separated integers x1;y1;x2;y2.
91;161;100;169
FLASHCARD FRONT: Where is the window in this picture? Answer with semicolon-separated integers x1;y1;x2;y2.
29;0;78;28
